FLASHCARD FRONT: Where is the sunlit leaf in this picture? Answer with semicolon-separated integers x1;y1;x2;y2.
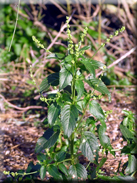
61;105;78;137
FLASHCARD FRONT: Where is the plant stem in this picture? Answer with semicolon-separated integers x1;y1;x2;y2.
56;158;72;165
70;59;77;164
9;0;20;51
70;132;74;164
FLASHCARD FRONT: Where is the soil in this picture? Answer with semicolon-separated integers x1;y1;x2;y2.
0;88;136;181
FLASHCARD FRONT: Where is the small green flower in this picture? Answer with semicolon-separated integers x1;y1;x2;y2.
120;26;125;32
40;97;44;101
103;65;106;69
32;36;45;49
106;38;110;42
11;172;15;177
71;60;75;64
101;43;105;47
109;35;113;39
114;30;119;36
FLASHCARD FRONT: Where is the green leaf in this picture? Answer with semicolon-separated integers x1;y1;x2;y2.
48;165;63;180
80;57;104;77
85;77;111;100
125;155;137;174
80;131;99;162
86;117;96;131
35;127;60;153
89;100;105;120
40;165;47;180
88;29;98;39
96;157;107;172
58;164;68;176
123;117;129;127
54;151;66;162
68;163;87;180
79;45;91;51
121;143;136;154
26;27;33;36
13;44;21;56
61;105;78;138
40;72;59;93
59;65;73;90
119;78;131;85
120;124;135;141
48;103;60;125
46;53;65;60
65;55;72;62
37;153;46;162
98;125;111;148
76;98;87;112
75;79;84;99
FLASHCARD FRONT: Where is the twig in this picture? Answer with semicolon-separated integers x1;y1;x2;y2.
10;4;29;19
107;85;136;88
0;94;47;112
49;0;67;15
96;46;137;77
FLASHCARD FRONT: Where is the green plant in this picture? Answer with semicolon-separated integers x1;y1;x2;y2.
0;5;46;64
3;17;126;181
30;17;126;181
120;110;137;177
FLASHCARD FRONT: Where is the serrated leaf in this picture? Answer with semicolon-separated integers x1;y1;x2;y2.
59;65;72;90
68;164;87;180
75;79;84;99
79;45;91;51
48;165;63;180
58;164;68;176
48;103;60;125
85;78;111;100
89;100;105;120
61;105;78;138
35;127;60;153
54;151;66;162
80;58;105;77
40;72;59;93
40;165;46;180
80;131;99;162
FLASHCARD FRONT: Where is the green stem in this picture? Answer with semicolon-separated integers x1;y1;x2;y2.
90;45;102;60
56;158;72;165
9;0;20;51
70;58;77;164
70;132;74;164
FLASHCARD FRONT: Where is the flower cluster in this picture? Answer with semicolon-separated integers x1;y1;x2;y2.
32;36;45;49
101;26;125;47
3;171;18;177
66;17;74;54
66;16;88;57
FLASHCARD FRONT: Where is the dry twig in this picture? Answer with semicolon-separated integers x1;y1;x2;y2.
96;46;137;77
0;94;47;112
